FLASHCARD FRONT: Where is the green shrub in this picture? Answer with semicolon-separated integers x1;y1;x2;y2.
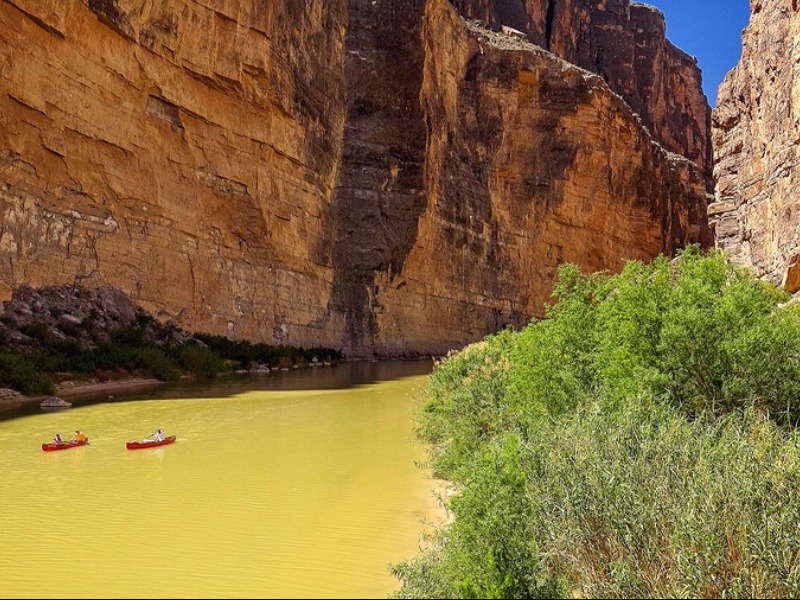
503;247;800;429
0;351;55;395
135;346;179;381
395;247;800;598
19;322;51;344
393;433;565;599
193;333;341;369
172;343;227;378
110;326;147;347
417;332;515;481
535;398;800;598
396;396;800;598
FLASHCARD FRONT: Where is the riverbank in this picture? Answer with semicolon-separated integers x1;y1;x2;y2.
0;377;168;412
0;358;435;416
0;283;344;399
56;377;167;398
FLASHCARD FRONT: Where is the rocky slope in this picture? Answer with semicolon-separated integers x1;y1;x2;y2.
0;0;710;356
711;0;800;288
0;284;188;351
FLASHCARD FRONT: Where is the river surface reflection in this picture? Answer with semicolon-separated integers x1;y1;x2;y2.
0;360;443;599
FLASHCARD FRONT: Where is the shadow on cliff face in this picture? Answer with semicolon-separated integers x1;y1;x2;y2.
325;0;429;357
313;0;710;358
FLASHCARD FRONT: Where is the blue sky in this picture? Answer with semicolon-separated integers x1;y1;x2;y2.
643;0;751;105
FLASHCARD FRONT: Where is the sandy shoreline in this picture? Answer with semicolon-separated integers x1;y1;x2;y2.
0;378;168;411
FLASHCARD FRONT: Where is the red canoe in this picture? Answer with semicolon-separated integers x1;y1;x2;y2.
42;438;90;452
126;435;176;450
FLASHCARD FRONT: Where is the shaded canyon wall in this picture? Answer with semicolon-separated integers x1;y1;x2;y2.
0;0;710;356
368;2;709;356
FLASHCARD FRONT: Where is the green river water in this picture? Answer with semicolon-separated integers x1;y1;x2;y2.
0;360;444;599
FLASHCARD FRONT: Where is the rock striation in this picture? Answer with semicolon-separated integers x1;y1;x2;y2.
712;0;800;288
0;0;710;356
339;3;710;355
0;0;349;350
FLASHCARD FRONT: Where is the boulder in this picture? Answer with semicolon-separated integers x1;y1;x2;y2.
40;396;72;408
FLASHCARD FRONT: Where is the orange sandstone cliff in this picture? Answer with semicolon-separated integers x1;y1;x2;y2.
0;0;710;356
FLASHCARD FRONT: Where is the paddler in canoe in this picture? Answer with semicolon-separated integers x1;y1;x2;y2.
127;428;175;449
143;428;165;443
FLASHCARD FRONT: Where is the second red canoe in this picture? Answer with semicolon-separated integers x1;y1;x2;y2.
126;435;176;450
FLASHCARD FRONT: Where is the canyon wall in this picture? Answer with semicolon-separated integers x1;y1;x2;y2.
0;0;710;356
449;0;712;177
369;2;709;355
0;0;349;348
712;0;800;288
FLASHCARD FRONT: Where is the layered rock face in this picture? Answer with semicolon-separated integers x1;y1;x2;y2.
712;0;800;287
0;0;710;356
0;0;349;348
450;0;712;177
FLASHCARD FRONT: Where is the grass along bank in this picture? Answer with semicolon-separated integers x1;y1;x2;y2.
392;246;800;598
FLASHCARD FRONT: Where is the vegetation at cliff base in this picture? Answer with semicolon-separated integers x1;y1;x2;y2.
0;325;341;395
0;286;342;395
392;247;800;598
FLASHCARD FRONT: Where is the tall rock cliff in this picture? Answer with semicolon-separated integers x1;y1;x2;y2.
450;0;712;177
712;0;800;287
0;0;710;356
0;0;350;349
358;2;710;355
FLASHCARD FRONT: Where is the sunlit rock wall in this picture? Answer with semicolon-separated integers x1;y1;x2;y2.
0;0;349;347
0;0;710;356
711;0;800;287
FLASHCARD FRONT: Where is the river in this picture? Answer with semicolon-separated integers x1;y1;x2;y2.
0;360;444;598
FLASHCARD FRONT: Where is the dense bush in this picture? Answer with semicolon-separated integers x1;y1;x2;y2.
193;333;342;368
395;398;800;598
394;247;800;598
0;351;55;395
171;343;227;378
502;247;800;427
